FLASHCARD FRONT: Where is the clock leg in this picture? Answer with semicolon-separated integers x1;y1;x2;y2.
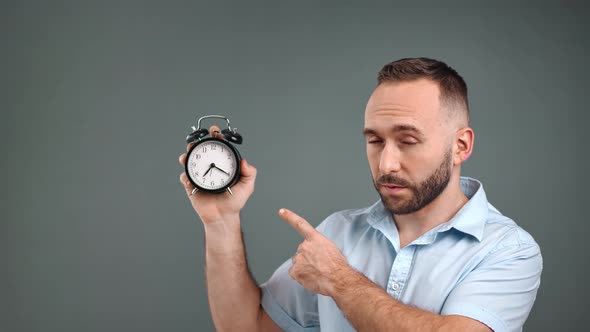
226;187;233;196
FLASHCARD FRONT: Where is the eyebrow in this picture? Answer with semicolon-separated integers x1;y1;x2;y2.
363;124;425;138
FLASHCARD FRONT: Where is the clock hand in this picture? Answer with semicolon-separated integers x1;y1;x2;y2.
213;165;230;176
202;163;215;177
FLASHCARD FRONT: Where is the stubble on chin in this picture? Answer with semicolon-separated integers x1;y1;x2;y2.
377;186;419;215
373;149;453;215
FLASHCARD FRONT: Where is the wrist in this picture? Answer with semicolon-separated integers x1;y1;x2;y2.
201;212;240;226
327;264;364;298
203;214;241;236
203;214;245;256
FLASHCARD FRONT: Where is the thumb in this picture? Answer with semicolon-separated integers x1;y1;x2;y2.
239;159;257;184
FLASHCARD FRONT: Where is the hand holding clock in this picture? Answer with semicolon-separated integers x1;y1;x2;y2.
179;125;257;224
180;125;350;297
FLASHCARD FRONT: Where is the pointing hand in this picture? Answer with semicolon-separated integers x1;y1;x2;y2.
278;208;351;296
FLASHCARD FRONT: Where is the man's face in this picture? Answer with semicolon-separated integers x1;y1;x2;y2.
364;79;454;215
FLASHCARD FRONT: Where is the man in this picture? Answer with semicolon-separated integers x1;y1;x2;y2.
178;57;542;332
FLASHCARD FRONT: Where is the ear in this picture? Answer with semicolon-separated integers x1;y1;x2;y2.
453;127;474;166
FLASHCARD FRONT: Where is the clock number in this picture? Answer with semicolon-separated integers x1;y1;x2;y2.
221;147;224;152
211;180;215;186
202;147;207;153
195;154;201;159
211;145;216;150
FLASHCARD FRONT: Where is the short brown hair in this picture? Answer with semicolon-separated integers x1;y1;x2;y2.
377;57;469;124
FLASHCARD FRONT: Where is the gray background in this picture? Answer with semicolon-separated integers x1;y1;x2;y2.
2;1;589;331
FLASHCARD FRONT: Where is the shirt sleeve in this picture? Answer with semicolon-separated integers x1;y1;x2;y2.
260;257;320;332
260;218;336;332
441;242;543;332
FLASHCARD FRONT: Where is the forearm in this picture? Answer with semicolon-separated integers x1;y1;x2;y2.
331;268;453;332
204;215;261;332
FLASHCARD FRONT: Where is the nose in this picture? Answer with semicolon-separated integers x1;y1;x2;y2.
379;142;401;174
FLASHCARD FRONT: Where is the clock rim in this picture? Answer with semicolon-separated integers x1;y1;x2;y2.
185;137;242;194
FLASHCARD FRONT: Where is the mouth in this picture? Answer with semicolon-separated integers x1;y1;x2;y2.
380;184;407;194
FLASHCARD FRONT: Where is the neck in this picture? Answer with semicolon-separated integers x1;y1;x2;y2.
393;172;469;248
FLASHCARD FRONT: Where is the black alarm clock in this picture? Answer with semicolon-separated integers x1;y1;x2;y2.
185;115;243;195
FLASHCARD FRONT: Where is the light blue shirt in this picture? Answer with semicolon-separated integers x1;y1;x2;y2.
260;176;542;332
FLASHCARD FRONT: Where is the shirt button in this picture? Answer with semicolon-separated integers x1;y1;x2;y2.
392;282;400;291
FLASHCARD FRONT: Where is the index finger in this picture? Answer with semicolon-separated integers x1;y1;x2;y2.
279;208;318;239
209;125;222;139
186;125;223;152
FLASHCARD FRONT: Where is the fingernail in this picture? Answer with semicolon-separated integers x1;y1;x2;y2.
279;209;285;215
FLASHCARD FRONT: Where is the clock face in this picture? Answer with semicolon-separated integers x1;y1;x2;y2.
186;138;240;192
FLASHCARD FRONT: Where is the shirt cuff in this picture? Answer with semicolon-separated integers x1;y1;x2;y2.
260;285;320;332
441;301;508;332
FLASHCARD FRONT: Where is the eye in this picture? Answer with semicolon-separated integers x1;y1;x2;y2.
399;136;419;145
367;138;383;144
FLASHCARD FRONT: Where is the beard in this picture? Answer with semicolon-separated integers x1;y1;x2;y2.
373;148;453;215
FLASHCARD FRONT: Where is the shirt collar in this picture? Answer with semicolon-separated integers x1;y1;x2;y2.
367;176;488;246
435;176;488;242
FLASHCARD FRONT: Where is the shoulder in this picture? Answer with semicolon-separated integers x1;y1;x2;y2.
480;203;542;266
484;203;539;247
